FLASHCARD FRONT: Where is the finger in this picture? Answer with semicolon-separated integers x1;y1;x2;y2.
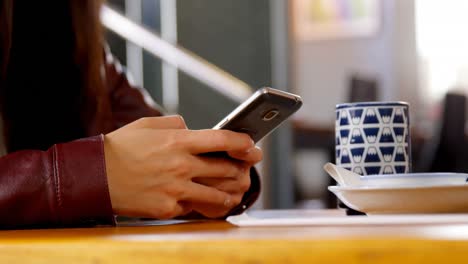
178;201;193;216
134;115;187;129
191;194;244;218
194;173;251;193
184;130;254;154
192;203;230;219
227;146;263;164
193;178;238;193
181;182;233;207
190;156;246;178
156;200;188;220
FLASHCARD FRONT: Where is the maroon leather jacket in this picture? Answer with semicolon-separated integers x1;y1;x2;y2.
0;55;260;229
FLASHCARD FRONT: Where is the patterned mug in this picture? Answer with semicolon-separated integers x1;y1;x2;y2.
335;102;411;176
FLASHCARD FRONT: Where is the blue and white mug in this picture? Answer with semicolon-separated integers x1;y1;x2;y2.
335;102;411;175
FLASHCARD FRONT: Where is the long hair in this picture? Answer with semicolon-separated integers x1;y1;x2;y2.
0;0;109;152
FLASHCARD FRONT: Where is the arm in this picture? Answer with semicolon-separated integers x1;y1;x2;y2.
103;52;262;216
104;50;164;128
0;52;258;229
0;52;149;229
0;135;114;229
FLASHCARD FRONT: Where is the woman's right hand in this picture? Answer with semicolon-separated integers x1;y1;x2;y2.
103;115;254;219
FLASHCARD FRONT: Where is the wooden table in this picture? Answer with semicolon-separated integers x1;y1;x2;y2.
2;214;468;263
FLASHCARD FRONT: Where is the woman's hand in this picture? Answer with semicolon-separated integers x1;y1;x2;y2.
104;115;255;219
191;146;263;218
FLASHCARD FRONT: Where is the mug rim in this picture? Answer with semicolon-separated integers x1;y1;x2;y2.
336;101;409;110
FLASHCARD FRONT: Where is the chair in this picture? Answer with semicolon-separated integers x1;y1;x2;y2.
416;92;468;173
348;74;379;103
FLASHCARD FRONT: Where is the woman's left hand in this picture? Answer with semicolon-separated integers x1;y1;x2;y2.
192;146;263;218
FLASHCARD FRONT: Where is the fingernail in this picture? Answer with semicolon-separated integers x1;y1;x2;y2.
245;147;254;153
224;196;231;207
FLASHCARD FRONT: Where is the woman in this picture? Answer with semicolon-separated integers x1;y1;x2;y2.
0;0;262;228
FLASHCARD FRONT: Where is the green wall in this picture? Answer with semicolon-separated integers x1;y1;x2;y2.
176;0;272;129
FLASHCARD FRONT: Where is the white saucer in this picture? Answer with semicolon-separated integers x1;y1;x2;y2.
359;173;468;187
329;184;468;214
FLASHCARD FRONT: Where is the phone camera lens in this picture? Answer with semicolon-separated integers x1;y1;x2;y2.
262;110;279;121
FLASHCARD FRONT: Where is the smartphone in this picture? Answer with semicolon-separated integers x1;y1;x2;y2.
213;87;302;143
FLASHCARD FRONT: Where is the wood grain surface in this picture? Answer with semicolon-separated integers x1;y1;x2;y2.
1;219;468;263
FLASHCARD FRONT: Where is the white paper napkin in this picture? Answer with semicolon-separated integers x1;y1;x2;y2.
227;209;468;227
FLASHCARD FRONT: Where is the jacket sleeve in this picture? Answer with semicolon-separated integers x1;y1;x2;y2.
104;50;164;128
0;135;114;229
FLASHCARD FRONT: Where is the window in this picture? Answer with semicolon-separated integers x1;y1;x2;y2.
416;0;468;101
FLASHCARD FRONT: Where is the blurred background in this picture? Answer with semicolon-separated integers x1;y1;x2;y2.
104;0;468;210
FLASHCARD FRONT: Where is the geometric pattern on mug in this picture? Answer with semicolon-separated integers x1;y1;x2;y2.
363;108;379;124
363;127;379;143
378;108;393;123
340;110;349;126
350;128;364;144
383;165;394;174
395;165;407;173
394;146;406;162
335;104;410;175
393;108;405;123
379;127;394;143
353;166;364;175
349;109;363;125
364;147;380;163
380;146;395;162
350;147;364;163
365;166;381;175
404;108;410;123
341;148;351;164
340;129;350;145
393;127;405;143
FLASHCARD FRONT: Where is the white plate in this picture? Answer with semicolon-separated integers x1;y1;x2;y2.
359;173;468;187
329;184;468;214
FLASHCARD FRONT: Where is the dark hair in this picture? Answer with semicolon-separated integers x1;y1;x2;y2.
0;0;109;152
